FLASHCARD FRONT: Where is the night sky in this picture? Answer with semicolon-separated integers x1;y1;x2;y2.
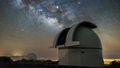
0;0;120;60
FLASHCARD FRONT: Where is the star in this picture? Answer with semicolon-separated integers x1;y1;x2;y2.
55;5;59;9
77;2;81;5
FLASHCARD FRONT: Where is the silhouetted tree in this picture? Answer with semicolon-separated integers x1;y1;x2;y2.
0;56;13;63
109;61;120;67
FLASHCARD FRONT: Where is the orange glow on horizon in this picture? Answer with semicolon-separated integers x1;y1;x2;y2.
104;59;120;65
12;50;24;56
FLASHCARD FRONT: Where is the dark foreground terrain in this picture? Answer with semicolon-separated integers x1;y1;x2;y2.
0;63;120;68
0;57;120;68
0;64;103;68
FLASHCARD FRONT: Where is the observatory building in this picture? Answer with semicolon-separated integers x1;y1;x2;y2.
53;21;104;67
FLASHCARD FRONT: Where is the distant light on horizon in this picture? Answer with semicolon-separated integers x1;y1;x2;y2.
12;51;24;56
104;59;120;65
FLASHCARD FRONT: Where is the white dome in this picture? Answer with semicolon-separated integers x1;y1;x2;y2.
54;21;101;48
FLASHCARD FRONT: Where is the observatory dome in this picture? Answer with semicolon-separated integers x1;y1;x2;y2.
53;21;104;67
54;21;101;48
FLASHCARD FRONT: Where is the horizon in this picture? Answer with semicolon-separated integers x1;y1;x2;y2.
1;55;120;65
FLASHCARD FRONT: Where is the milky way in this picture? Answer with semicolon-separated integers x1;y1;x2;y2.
0;0;120;59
